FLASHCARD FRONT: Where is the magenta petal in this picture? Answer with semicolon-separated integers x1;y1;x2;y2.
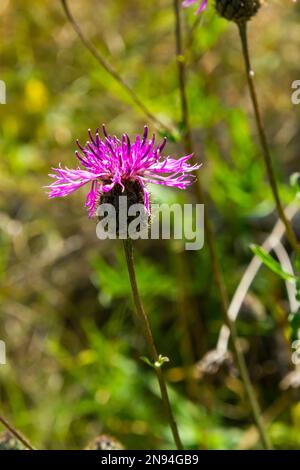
197;0;208;14
182;0;208;14
182;0;197;6
85;180;99;218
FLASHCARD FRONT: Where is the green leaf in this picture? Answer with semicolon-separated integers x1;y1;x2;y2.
290;172;300;197
289;309;300;342
140;354;170;369
140;356;155;368
250;244;296;282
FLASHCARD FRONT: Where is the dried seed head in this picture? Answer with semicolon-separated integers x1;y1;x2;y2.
280;370;300;391
215;0;262;23
280;370;300;401
196;349;236;383
85;434;124;450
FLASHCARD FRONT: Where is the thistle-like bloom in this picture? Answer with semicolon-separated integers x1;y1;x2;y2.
46;126;200;218
182;0;208;14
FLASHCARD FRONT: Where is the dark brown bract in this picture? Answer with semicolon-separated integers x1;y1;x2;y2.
98;180;150;238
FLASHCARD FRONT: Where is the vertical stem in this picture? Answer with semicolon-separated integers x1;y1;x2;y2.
173;0;193;152
238;22;299;254
173;0;207;356
123;239;183;450
0;414;35;450
173;0;272;449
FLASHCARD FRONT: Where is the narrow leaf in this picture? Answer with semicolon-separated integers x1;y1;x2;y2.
250;244;296;282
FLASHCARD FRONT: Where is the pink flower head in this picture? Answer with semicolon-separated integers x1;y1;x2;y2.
46;126;201;218
182;0;208;14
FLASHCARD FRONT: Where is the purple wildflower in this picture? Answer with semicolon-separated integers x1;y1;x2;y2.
46;126;201;218
182;0;208;14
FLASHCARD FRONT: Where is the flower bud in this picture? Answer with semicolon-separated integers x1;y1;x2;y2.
215;0;261;23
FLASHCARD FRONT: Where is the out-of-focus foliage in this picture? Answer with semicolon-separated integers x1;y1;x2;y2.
0;432;27;450
0;0;300;449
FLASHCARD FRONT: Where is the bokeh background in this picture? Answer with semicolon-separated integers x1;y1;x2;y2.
0;0;300;449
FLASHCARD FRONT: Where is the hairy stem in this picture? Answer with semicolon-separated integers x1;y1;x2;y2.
173;1;272;449
123;239;183;450
0;414;35;450
60;0;174;135
238;22;299;253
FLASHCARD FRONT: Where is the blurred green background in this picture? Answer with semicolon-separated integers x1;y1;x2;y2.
0;0;300;450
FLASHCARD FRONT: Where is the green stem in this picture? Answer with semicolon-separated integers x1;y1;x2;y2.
173;1;272;449
238;22;299;254
123;239;183;450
